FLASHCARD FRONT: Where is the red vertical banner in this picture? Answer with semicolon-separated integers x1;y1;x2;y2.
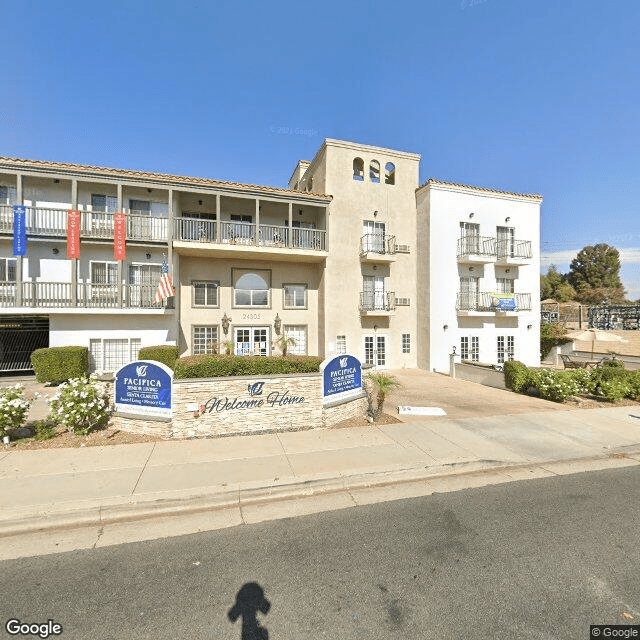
114;213;126;261
67;210;80;259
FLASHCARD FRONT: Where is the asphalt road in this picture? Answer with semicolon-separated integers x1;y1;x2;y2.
1;467;639;640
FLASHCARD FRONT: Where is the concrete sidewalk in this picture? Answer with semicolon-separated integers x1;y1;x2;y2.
1;405;640;560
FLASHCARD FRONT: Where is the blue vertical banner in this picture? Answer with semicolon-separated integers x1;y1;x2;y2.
13;205;26;256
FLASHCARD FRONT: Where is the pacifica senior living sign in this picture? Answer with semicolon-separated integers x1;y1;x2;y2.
321;354;363;404
114;360;173;418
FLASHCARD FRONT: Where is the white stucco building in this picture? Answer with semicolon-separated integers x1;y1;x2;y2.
0;139;541;373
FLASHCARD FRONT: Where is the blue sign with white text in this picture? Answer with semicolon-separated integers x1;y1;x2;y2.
114;360;173;418
13;205;26;256
321;354;362;403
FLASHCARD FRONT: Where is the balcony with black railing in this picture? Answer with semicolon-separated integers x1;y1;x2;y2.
359;233;397;262
456;291;532;314
456;235;497;262
359;291;396;316
495;238;533;264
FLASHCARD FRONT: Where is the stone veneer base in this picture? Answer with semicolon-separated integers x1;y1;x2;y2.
108;373;368;439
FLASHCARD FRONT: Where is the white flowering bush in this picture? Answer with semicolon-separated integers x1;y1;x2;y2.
529;370;582;403
48;377;111;435
0;384;31;437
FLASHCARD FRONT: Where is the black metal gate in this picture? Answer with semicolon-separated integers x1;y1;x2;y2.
0;316;49;372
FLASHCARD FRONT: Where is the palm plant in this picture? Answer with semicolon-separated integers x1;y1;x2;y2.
273;335;296;356
365;373;400;421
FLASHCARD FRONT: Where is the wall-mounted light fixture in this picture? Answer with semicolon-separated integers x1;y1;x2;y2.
468;267;474;272
443;324;448;330
527;324;533;330
146;252;151;259
373;265;377;270
52;247;59;255
274;313;281;335
221;313;231;335
373;324;378;331
298;209;303;216
452;346;457;355
54;179;60;184
147;188;152;193
373;210;378;217
505;268;510;273
198;200;203;206
469;212;475;218
505;216;511;223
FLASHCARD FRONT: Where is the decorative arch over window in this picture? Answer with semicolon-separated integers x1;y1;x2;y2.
353;157;364;181
385;162;396;185
370;160;380;183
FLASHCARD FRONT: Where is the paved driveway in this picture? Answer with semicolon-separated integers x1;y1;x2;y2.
383;369;570;421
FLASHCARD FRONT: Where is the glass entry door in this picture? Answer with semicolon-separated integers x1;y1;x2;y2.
234;327;269;356
364;335;387;368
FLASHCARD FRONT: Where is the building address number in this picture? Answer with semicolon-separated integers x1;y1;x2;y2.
241;313;262;320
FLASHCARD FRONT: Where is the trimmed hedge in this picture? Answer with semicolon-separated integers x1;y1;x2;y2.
174;355;322;379
31;346;88;384
503;360;531;393
138;345;179;370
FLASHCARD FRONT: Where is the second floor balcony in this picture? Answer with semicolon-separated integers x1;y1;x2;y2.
0;205;168;242
359;291;396;316
456;292;532;315
0;282;172;312
457;236;532;264
173;218;327;261
359;234;397;263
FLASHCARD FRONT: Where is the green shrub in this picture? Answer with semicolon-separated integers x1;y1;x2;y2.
627;371;640;400
33;419;56;440
503;361;531;393
598;378;631;402
568;368;592;394
138;345;179;370
31;346;88;384
600;358;625;369
540;323;572;360
529;369;581;402
48;377;111;435
174;355;322;379
588;367;630;395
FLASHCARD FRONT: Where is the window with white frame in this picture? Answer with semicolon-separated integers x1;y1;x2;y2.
284;325;307;355
336;335;347;354
193;325;219;355
91;261;118;284
461;336;479;362
89;338;140;372
497;336;515;363
233;269;270;307
402;333;411;354
496;278;515;294
193;281;219;307
283;283;307;308
0;258;16;282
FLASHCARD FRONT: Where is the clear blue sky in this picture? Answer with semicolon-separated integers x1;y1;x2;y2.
3;0;639;298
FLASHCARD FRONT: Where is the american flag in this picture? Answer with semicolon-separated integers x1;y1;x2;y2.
155;255;175;304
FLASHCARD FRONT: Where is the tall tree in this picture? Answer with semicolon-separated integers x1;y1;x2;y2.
567;244;626;303
540;264;576;301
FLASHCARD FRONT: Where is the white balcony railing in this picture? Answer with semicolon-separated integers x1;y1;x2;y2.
0;282;169;309
0;205;168;241
173;217;327;252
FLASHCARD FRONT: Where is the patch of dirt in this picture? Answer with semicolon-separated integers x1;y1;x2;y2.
330;412;403;430
562;395;640;410
5;425;163;450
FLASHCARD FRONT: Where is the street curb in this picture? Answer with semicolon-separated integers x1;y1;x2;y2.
2;450;639;539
